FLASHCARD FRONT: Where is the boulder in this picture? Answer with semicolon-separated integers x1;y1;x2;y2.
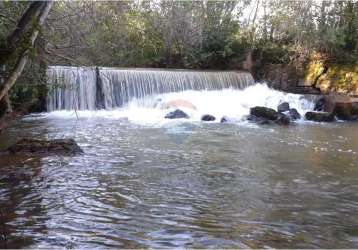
246;114;273;125
334;103;353;120
275;113;291;125
287;108;301;120
326;95;358;120
248;107;291;125
305;111;335;122
220;116;230;123
352;102;358;115
277;102;290;113
250;106;279;120
165;109;189;119
3;138;83;156
201;114;216;121
312;95;358;120
314;96;325;111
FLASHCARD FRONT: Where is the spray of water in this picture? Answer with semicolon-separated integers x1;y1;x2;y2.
43;83;314;126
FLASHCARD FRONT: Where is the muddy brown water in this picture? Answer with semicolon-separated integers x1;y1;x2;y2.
0;115;357;248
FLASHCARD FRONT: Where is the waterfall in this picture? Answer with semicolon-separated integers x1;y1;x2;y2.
47;66;255;111
47;66;97;111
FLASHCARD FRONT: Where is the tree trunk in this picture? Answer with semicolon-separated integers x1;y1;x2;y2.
0;2;46;65
0;1;53;103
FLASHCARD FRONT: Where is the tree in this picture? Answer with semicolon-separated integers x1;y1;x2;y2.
0;1;53;103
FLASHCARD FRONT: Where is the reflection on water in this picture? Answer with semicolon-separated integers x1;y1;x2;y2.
0;116;358;248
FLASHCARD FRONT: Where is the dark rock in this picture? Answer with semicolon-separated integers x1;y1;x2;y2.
275;113;290;125
277;102;290;112
348;115;358;121
3;138;84;156
201;114;216;121
323;95;358;120
334;99;358;120
335;104;352;120
314;96;325;111
352;102;358;115
220;116;230;123
165;109;189;119
305;111;335;122
287;108;301;120
247;114;273;125
250;106;279;120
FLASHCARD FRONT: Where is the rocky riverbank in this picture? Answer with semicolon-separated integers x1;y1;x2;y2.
259;54;358;97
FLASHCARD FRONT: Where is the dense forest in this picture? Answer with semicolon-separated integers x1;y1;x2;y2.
0;0;358;118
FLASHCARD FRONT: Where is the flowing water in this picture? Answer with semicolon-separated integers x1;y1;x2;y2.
47;66;254;111
0;73;358;248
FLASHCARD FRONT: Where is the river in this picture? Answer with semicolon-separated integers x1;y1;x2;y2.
0;86;358;248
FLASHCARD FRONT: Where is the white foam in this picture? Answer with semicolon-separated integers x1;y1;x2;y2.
31;83;314;126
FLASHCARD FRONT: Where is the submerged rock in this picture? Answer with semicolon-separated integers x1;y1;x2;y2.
277;102;290;113
250;106;279;120
305;111;335;122
3;138;84;156
164;109;189;119
201;114;216;121
287;108;301;120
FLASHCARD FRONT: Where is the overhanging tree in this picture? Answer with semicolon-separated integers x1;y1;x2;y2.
0;1;53;103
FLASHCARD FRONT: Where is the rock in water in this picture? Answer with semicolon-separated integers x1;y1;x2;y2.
201;114;216;121
305;111;335;122
164;109;189;119
314;96;325;111
249;106;291;125
288;108;301;120
4;138;84;156
312;95;358;120
220;116;230;123
250;106;279;120
246;114;272;125
277;102;290;113
275;113;291;125
324;95;358;120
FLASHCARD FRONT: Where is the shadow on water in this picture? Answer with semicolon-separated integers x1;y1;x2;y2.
0;155;48;249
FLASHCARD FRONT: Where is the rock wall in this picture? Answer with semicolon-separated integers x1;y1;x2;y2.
259;59;358;96
308;63;358;96
258;63;321;95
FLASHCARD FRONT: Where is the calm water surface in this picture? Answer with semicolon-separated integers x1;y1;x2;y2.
0;116;357;248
